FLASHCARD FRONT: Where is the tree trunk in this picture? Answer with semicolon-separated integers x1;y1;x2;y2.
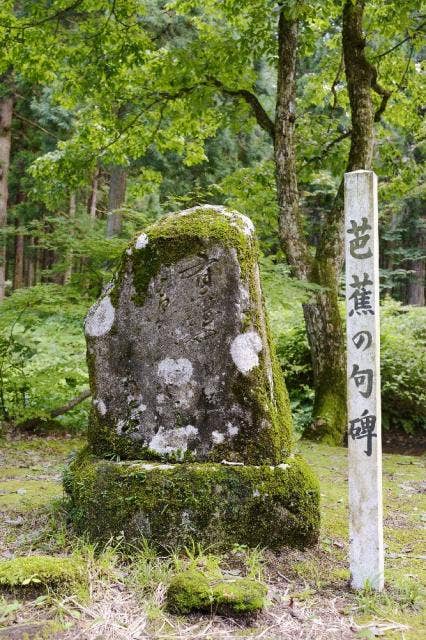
87;168;99;219
27;236;35;287
305;0;376;443
274;15;311;281
34;238;41;284
274;13;346;443
106;165;126;237
13;223;24;290
63;192;76;284
273;2;377;444
407;221;425;305
302;271;347;444
0;95;13;300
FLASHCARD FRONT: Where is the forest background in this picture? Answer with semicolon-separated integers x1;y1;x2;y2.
0;0;424;443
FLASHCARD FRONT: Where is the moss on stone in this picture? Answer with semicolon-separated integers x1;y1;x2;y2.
110;206;255;310
64;448;320;551
167;566;267;615
0;555;87;598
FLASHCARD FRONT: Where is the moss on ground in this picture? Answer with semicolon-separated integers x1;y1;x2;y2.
167;567;267;615
0;479;62;511
63;448;320;550
0;555;87;598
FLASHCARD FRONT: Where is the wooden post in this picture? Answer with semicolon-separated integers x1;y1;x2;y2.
344;170;384;591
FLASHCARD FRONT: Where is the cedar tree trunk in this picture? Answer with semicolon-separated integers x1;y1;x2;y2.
0;95;13;300
106;165;126;237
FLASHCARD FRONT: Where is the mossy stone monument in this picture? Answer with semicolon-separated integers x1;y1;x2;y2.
65;206;320;550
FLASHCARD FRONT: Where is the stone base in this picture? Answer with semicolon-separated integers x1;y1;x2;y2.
63;449;320;551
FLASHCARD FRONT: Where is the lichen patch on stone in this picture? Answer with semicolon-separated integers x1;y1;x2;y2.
135;233;149;249
157;358;193;386
93;399;107;416
149;425;198;456
85;296;115;337
230;331;262;374
227;422;239;436
212;430;225;444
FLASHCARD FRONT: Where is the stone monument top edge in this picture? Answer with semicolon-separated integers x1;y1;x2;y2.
130;205;256;251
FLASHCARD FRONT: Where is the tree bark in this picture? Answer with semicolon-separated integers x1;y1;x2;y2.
87;167;99;219
273;13;346;443
106;165;126;237
27;236;35;287
305;1;377;442
63;192;76;283
274;15;311;281
342;0;374;171
0;95;13;300
407;222;425;305
13;222;24;290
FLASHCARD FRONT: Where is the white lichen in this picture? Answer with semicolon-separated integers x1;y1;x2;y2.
157;357;193;386
230;331;263;374
85;296;115;337
227;422;239;437
93;398;107;416
149;424;198;455
135;233;149;249
212;430;225;445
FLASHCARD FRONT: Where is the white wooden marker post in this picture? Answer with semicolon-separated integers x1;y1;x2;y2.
344;170;384;591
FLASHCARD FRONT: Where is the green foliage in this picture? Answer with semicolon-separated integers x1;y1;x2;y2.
0;285;90;430
275;326;314;436
380;298;426;432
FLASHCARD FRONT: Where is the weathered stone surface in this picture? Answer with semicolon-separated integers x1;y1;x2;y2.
86;206;292;464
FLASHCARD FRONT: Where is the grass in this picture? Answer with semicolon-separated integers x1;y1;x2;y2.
0;432;424;639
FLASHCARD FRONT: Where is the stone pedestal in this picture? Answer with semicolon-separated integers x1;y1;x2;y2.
65;206;320;549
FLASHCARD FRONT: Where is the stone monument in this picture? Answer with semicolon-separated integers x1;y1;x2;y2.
65;206;320;550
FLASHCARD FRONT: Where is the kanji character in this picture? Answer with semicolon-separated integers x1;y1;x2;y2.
350;364;373;398
347;217;373;259
348;273;374;316
348;409;377;456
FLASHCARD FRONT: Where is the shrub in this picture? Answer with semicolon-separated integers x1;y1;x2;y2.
276;298;426;434
380;299;426;432
0;284;90;431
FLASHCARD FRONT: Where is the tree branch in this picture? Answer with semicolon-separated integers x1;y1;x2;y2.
304;129;351;165
16;389;91;431
207;77;275;141
372;21;426;60
50;388;91;417
13;112;61;140
15;0;85;30
371;69;391;123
